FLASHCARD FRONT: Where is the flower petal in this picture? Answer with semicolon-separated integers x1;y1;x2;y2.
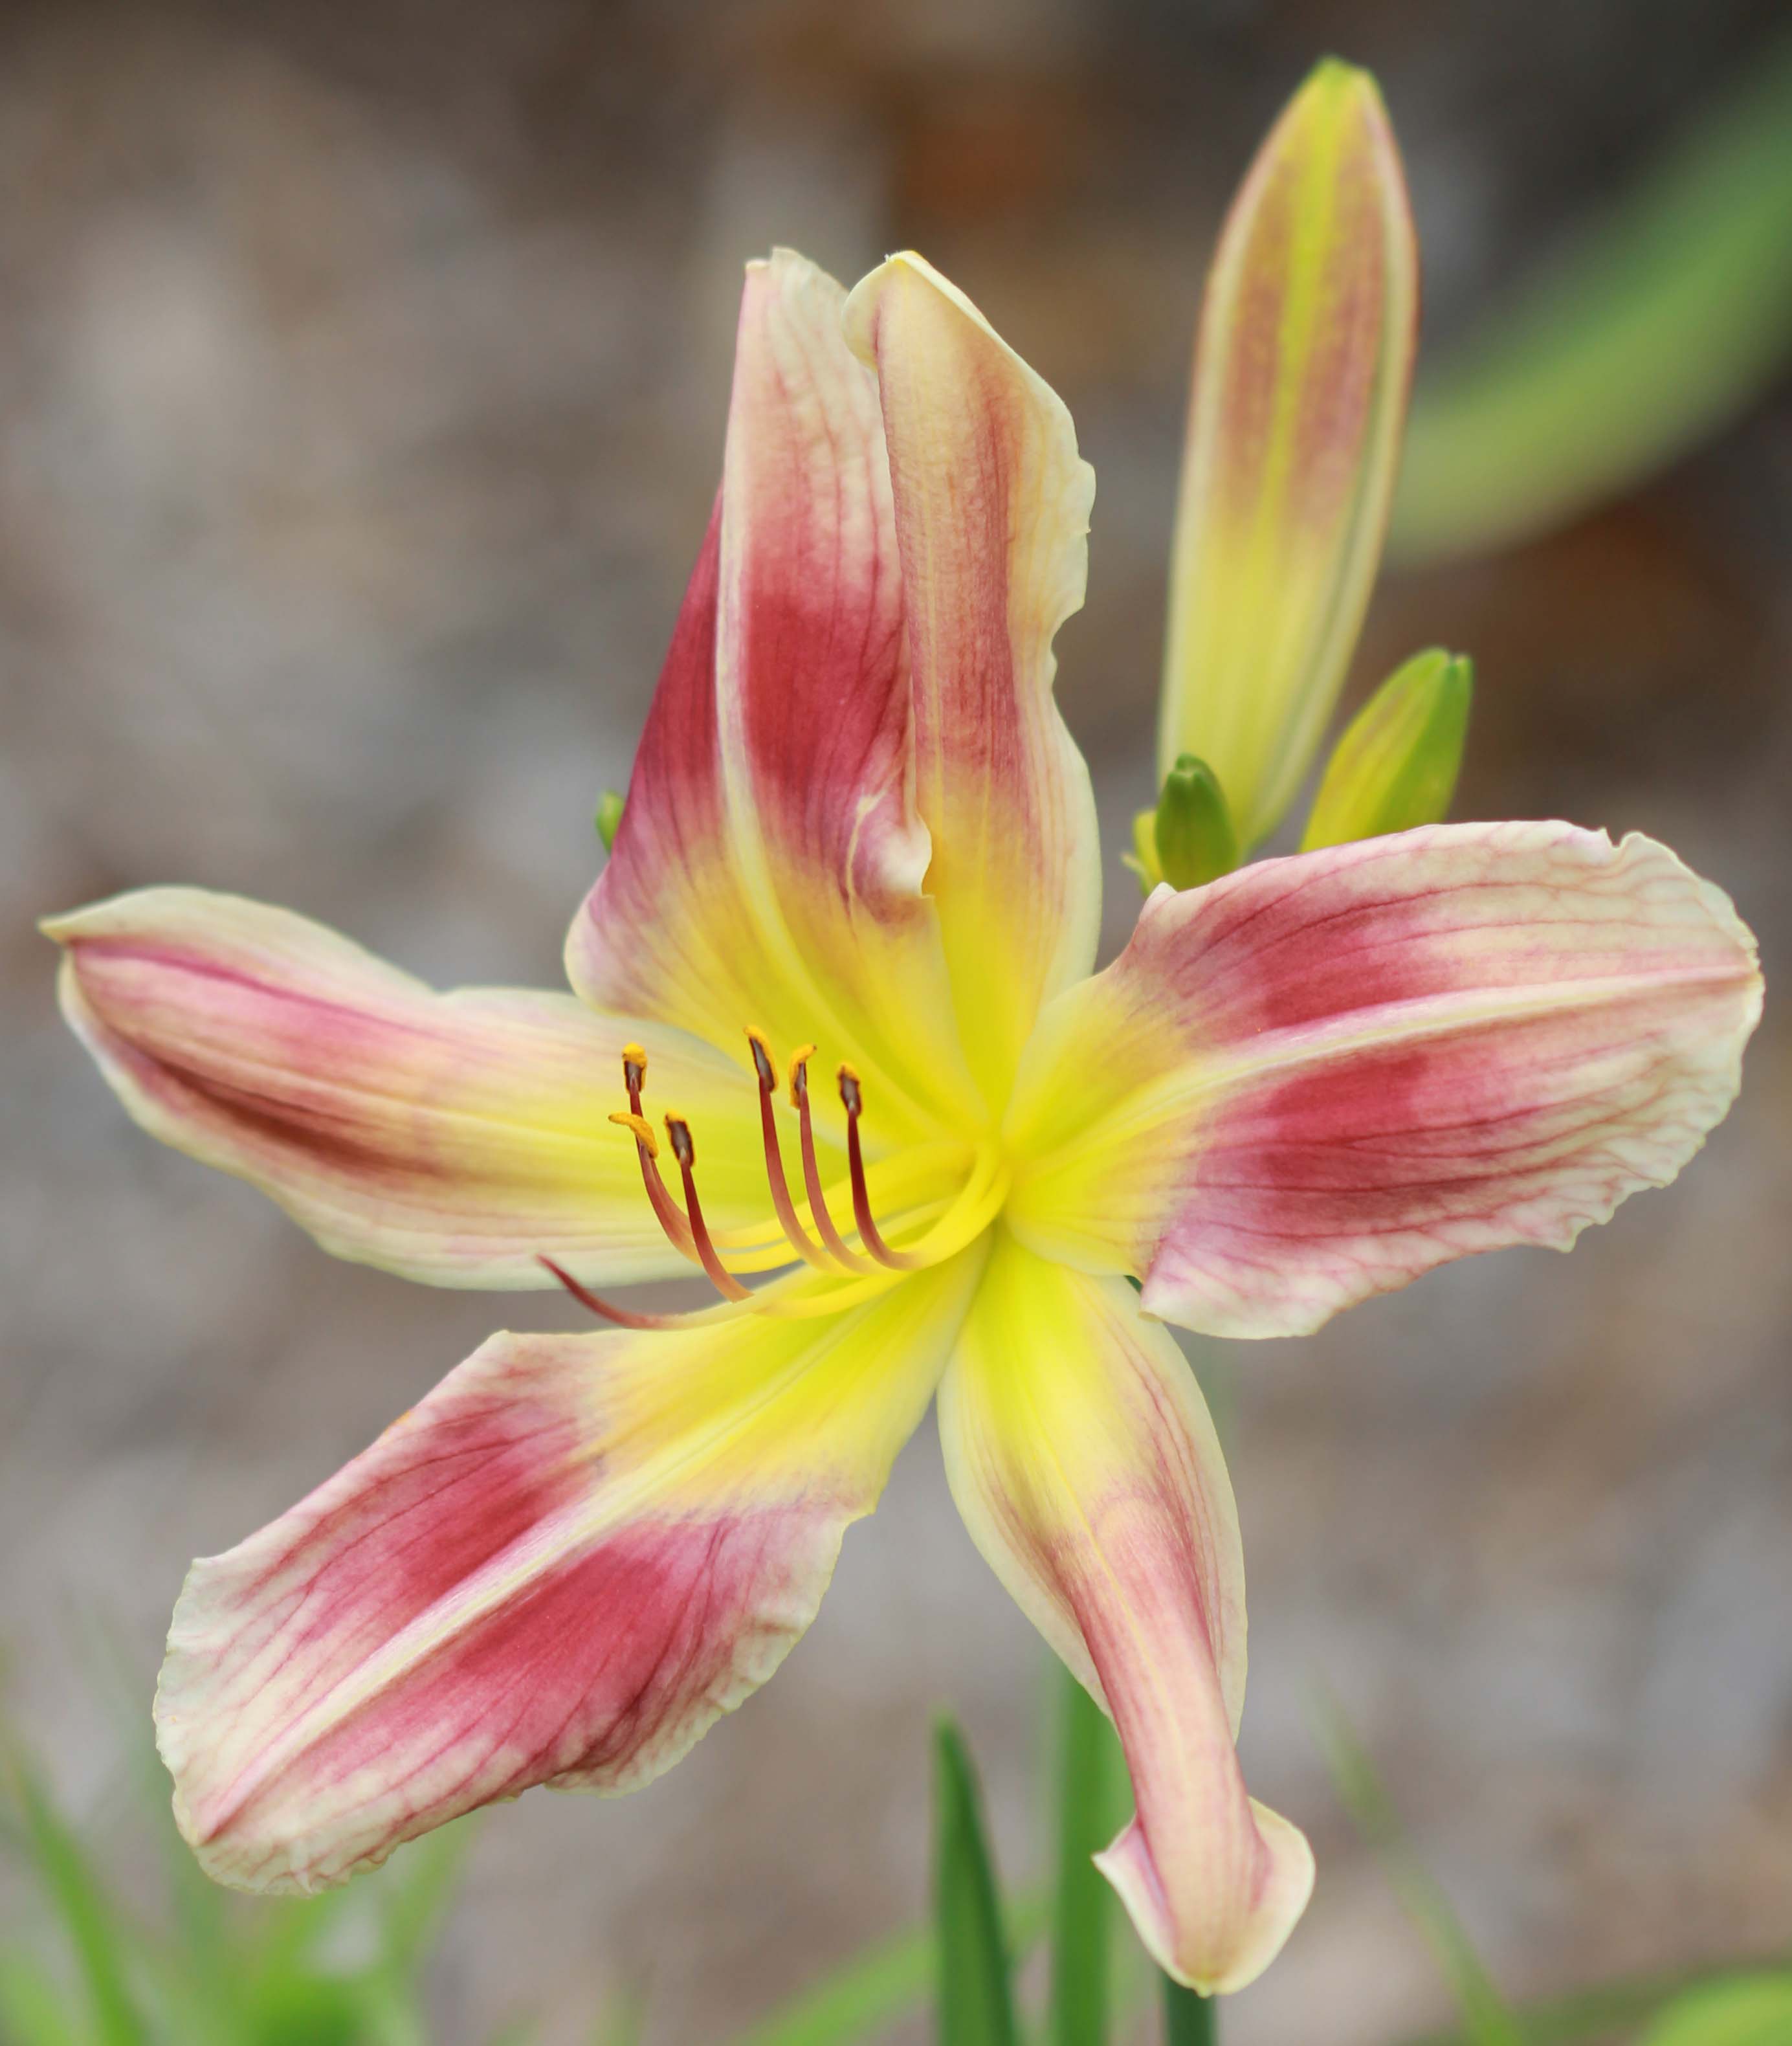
843;253;1101;1109
1160;60;1418;848
48;887;773;1287
940;1237;1312;1992
157;1250;985;1893
567;249;979;1142
1004;823;1762;1339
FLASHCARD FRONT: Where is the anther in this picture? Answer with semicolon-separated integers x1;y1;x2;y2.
838;1065;923;1270
787;1049;873;1272
663;1112;752;1302
746;1029;838;1272
608;1109;658;1157
746;1026;777;1093
610;1049;697;1263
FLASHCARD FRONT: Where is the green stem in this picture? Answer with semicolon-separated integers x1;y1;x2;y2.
1049;1671;1127;2046
1163;1978;1216;2046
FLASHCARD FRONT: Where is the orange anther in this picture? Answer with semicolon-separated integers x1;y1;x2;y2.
608;1109;658;1157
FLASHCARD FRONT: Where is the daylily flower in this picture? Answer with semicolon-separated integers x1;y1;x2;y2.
48;246;1760;1996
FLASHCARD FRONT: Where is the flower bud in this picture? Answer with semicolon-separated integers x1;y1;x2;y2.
1301;649;1472;851
1160;59;1418;849
1154;754;1239;891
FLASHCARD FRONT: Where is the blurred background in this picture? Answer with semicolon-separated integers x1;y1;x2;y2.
4;0;1790;2040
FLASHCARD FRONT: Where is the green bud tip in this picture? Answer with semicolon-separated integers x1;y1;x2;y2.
1301;649;1473;852
595;789;625;852
1155;753;1239;893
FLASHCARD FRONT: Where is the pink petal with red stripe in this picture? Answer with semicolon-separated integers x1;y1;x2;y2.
1005;823;1762;1338
157;1251;984;1893
47;887;769;1287
567;249;977;1141
844;253;1101;1109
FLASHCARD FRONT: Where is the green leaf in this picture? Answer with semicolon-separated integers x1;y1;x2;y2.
933;1719;1019;2046
1389;28;1792;561
1640;1974;1792;2046
3;1744;149;2046
1049;1669;1129;2046
1315;1698;1521;2046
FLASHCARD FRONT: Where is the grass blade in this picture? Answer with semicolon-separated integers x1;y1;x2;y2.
3;1743;148;2046
1315;1697;1521;2046
933;1720;1019;2046
729;1893;1047;2046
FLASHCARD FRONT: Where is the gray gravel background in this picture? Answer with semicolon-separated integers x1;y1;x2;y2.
4;2;1789;2040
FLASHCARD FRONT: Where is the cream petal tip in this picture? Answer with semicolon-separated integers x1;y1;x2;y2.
1094;1798;1316;1997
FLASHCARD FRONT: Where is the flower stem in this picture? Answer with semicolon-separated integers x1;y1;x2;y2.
1164;1977;1217;2046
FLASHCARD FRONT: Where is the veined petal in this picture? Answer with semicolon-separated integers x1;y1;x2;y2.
940;1238;1312;1993
1004;824;1762;1339
1160;60;1418;848
157;1248;986;1893
843;254;1101;1109
568;249;979;1143
48;887;772;1287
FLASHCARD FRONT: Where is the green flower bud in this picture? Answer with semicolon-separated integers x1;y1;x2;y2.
1125;806;1166;893
1301;649;1472;851
595;790;626;852
1154;754;1239;893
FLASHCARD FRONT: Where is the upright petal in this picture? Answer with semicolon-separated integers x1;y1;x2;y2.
1005;824;1762;1338
568;249;979;1142
157;1249;985;1893
843;254;1101;1108
49;887;771;1287
1160;60;1418;848
940;1238;1312;1992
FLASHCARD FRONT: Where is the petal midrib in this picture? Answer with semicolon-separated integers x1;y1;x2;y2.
1017;958;1754;1175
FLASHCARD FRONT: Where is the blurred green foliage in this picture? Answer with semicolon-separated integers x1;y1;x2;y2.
1390;28;1792;562
1;1729;480;2046
5;1678;1787;2046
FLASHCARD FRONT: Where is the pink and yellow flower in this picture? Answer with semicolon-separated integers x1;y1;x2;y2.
47;96;1761;1997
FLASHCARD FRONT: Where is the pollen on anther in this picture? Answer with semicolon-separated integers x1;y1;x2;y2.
621;1042;648;1089
837;1063;863;1117
745;1026;777;1091
787;1043;817;1107
663;1114;696;1170
608;1109;658;1157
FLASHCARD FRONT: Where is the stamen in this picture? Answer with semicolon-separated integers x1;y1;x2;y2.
788;1048;874;1273
608;1049;698;1262
664;1113;753;1302
746;1027;839;1271
839;1065;924;1270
